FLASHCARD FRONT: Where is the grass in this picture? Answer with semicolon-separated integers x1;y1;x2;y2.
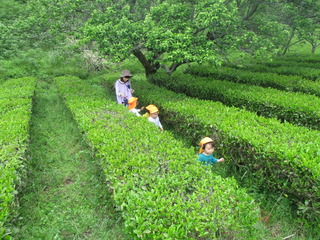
14;79;129;239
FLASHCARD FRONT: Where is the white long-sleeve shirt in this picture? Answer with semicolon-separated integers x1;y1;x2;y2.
129;108;141;116
148;116;163;129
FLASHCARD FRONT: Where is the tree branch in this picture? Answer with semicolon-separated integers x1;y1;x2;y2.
161;62;187;75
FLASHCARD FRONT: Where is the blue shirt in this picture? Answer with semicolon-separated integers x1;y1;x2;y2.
198;153;218;165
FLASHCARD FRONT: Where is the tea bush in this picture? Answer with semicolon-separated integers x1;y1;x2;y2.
103;75;320;228
0;77;35;238
150;71;320;130
229;63;320;81
185;64;320;97
55;76;261;239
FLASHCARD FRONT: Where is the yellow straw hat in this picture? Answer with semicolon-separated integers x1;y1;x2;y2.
145;104;156;111
148;106;159;114
199;137;214;154
146;104;159;114
128;97;138;110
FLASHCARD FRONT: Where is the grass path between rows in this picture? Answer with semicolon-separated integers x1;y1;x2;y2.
15;79;128;239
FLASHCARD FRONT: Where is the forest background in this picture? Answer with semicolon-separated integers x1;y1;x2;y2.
1;0;320;77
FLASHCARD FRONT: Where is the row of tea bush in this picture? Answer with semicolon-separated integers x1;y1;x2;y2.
102;74;319;228
54;76;262;239
276;54;320;64
150;71;320;130
0;77;36;238
185;64;320;97
228;62;320;81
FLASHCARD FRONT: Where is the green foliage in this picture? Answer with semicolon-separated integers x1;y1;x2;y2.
81;0;281;75
15;80;128;239
258;53;320;66
0;49;92;80
185;64;320;97
230;62;320;81
0;77;36;239
105;75;320;228
55;76;262;239
151;70;320;130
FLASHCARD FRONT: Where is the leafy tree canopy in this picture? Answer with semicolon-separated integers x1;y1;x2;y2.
81;0;281;75
1;0;319;71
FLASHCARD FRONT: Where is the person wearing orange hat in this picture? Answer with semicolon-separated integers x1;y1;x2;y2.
146;104;163;132
128;97;144;116
198;137;224;165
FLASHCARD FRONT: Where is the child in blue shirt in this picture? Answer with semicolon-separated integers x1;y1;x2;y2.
198;137;224;165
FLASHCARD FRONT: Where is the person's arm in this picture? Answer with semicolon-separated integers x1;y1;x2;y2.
157;117;164;131
115;80;124;97
126;81;135;93
217;158;224;163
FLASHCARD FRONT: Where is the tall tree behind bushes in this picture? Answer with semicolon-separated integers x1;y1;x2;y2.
0;0;26;57
1;0;318;71
82;0;285;76
271;0;320;54
0;0;107;58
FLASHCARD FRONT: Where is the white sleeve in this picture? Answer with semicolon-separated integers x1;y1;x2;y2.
114;80;121;96
156;117;163;129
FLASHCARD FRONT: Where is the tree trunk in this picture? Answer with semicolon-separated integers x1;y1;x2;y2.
311;43;316;54
132;49;159;76
282;29;295;55
161;62;185;75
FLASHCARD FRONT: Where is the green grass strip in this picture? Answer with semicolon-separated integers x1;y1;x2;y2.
186;64;320;97
15;79;128;239
55;76;261;239
151;71;320;130
104;75;319;227
0;77;35;238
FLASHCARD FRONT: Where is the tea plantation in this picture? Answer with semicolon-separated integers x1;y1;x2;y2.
1;56;319;239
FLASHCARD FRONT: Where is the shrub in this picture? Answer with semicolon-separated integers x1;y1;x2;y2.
102;75;320;227
55;76;262;239
0;77;35;238
150;71;320;130
185;64;320;97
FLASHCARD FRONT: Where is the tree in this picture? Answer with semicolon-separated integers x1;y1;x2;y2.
295;5;320;53
82;0;282;75
272;0;320;54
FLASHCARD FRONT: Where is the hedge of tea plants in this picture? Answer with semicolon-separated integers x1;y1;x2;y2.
103;75;320;226
150;71;320;130
0;77;36;238
255;59;320;70
54;76;261;239
229;63;320;81
267;54;320;65
185;64;320;97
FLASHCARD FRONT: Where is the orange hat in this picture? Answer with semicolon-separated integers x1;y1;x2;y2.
199;137;214;154
128;97;138;110
146;104;159;114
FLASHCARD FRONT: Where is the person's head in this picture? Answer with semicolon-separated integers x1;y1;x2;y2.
146;105;159;119
120;70;133;82
128;97;138;110
199;137;214;155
